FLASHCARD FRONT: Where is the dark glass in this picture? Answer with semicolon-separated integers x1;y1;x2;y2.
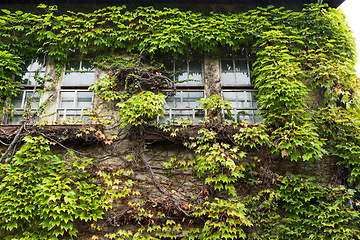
234;48;246;58
235;60;247;71
220;47;232;58
221;60;234;71
189;60;202;72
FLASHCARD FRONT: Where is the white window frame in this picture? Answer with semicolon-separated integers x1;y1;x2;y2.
56;90;94;122
6;90;41;124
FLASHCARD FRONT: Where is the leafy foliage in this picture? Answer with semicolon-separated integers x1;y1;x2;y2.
117;91;165;128
0;2;359;240
246;175;360;239
0;136;112;239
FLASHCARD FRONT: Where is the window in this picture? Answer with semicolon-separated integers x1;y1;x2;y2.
163;48;203;86
57;90;93;122
6;57;45;124
7;90;40;124
161;90;205;122
222;89;260;124
56;50;95;122
159;46;260;124
220;47;254;86
220;47;259;124
159;48;205;123
14;57;46;85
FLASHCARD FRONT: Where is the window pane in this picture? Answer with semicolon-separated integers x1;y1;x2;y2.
79;72;95;85
174;92;182;108
24;60;33;71
28;72;45;85
234;48;246;58
30;59;45;71
60;92;75;108
164;60;174;71
77;92;93;108
235;60;247;71
13;92;24;108
220;47;232;58
81;60;94;70
221;72;236;85
189;60;202;71
188;72;202;84
249;60;255;71
221;60;234;71
175;60;187;71
236;72;251;84
164;95;175;109
172;109;193;120
67;61;81;71
63;72;79;85
188;48;202;59
25;92;40;109
12;114;23;124
174;72;188;83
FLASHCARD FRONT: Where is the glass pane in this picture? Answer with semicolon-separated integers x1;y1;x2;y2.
67;61;81;71
63;72;79;85
83;115;90;122
24;60;33;71
60;92;75;108
189;60;202;72
234;48;246;58
188;72;202;84
30;60;43;71
223;92;237;108
236;72;251;84
79;72;95;85
221;60;234;71
174;72;188;83
254;110;262;123
189;91;203;101
25;92;40;109
81;60;94;70
237;110;251;123
220;47;232;58
164;96;175;109
249;60;255;71
13;92;24;108
173;109;193;120
60;110;77;120
28;72;45;85
175;60;187;71
15;74;27;84
188;48;202;59
221;72;236;85
174;92;182;108
67;48;81;59
12;114;23;124
77;92;93;108
248;48;256;58
235;60;247;71
176;50;186;59
164;60;174;72
194;110;205;123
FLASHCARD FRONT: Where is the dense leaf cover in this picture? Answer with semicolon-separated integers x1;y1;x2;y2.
0;3;359;239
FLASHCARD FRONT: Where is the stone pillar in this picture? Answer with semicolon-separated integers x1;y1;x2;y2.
203;51;221;97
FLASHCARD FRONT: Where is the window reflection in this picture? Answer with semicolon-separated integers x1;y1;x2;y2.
163;48;203;86
220;47;254;86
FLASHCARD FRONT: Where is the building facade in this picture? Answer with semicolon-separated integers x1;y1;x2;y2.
1;0;359;239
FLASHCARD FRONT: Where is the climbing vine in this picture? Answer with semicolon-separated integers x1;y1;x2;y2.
0;2;359;239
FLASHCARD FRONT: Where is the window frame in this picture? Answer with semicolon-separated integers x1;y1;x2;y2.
55;50;96;123
159;46;260;124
